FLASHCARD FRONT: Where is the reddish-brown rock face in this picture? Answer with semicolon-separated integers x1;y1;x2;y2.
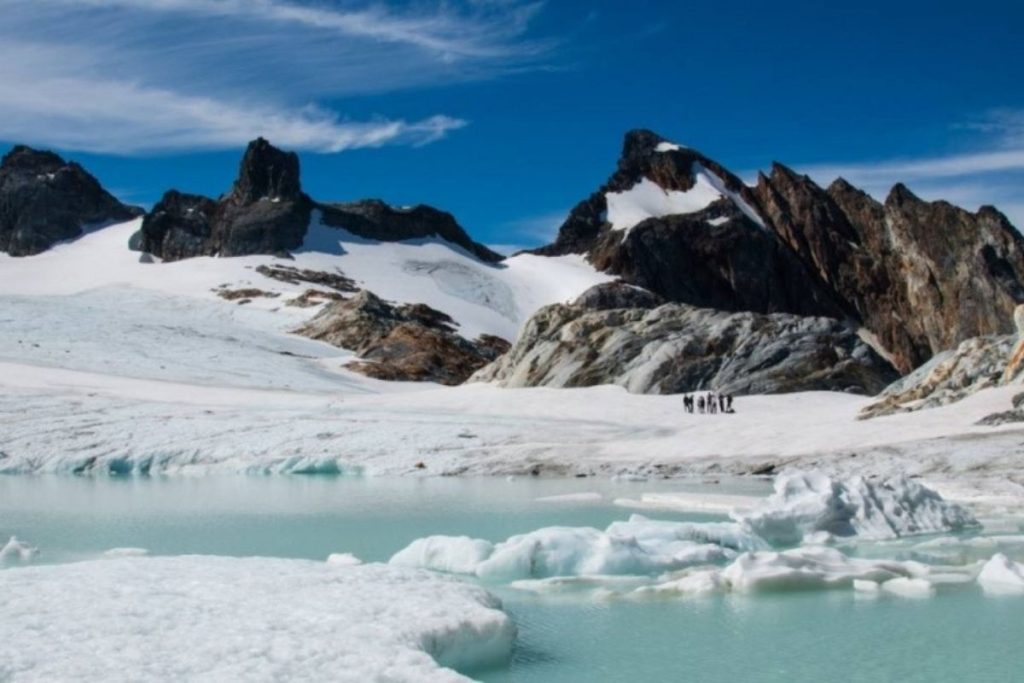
756;165;1024;373
539;129;1024;374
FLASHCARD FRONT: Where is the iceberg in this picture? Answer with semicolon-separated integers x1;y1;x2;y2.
390;519;742;581
0;556;515;682
732;472;978;545
977;553;1024;595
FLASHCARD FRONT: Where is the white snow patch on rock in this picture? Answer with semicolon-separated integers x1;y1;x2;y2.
0;556;514;682
732;472;978;545
655;141;684;152
605;165;764;233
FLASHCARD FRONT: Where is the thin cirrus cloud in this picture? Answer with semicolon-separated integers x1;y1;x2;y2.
0;0;552;155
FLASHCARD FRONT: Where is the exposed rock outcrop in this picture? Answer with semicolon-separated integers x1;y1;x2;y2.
296;290;510;385
0;146;142;256
757;167;1024;373
472;283;897;395
862;304;1024;419
537;129;1024;374
138;138;314;260
137;138;499;263
320;200;502;263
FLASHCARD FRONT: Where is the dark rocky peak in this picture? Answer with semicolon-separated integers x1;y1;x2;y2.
0;145;142;256
318;199;502;263
610;128;749;196
2;145;68;175
229;137;303;205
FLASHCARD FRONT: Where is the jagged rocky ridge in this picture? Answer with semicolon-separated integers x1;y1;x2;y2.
297;290;509;385
0;146;142;256
472;282;897;395
537;129;1024;375
137;138;500;263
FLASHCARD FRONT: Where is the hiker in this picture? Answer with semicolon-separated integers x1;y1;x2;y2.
697;396;705;414
726;394;734;413
707;393;716;414
682;395;691;413
718;394;725;413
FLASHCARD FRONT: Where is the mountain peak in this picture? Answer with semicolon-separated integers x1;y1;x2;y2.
230;138;303;205
1;145;68;174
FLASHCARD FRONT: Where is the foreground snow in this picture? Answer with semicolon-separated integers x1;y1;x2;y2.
0;556;514;682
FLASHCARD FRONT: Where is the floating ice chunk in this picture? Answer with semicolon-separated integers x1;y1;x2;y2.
535;492;603;503
612;492;762;515
853;579;881;593
103;547;149;557
635;569;728;597
326;552;363;567
720;546;906;593
977;553;1024;595
0;536;37;564
390;536;495;575
732;472;978;545
881;577;937;598
607;515;767;552
509;575;647;594
0;556;514;681
478;527;662;580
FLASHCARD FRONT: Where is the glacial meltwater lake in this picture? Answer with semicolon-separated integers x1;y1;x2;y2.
2;475;1022;682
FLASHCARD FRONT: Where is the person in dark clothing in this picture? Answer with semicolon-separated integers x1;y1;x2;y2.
697;396;705;414
718;394;725;413
707;393;716;414
726;394;734;412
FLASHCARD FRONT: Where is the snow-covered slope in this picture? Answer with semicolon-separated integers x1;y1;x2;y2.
0;214;611;343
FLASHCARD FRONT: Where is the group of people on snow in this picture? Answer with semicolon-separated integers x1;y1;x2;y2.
682;392;733;415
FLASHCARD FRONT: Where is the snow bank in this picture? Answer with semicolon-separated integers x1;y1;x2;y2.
732;472;978;545
0;536;37;565
977;553;1024;595
0;556;515;682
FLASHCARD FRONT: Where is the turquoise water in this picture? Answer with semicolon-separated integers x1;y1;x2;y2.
2;477;1022;682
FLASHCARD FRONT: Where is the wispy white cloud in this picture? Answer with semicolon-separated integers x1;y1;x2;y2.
0;0;551;154
785;110;1024;228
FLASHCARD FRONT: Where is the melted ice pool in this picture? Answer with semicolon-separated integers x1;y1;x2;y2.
1;476;1022;682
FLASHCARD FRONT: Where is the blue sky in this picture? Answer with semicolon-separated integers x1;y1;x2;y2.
2;0;1022;252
